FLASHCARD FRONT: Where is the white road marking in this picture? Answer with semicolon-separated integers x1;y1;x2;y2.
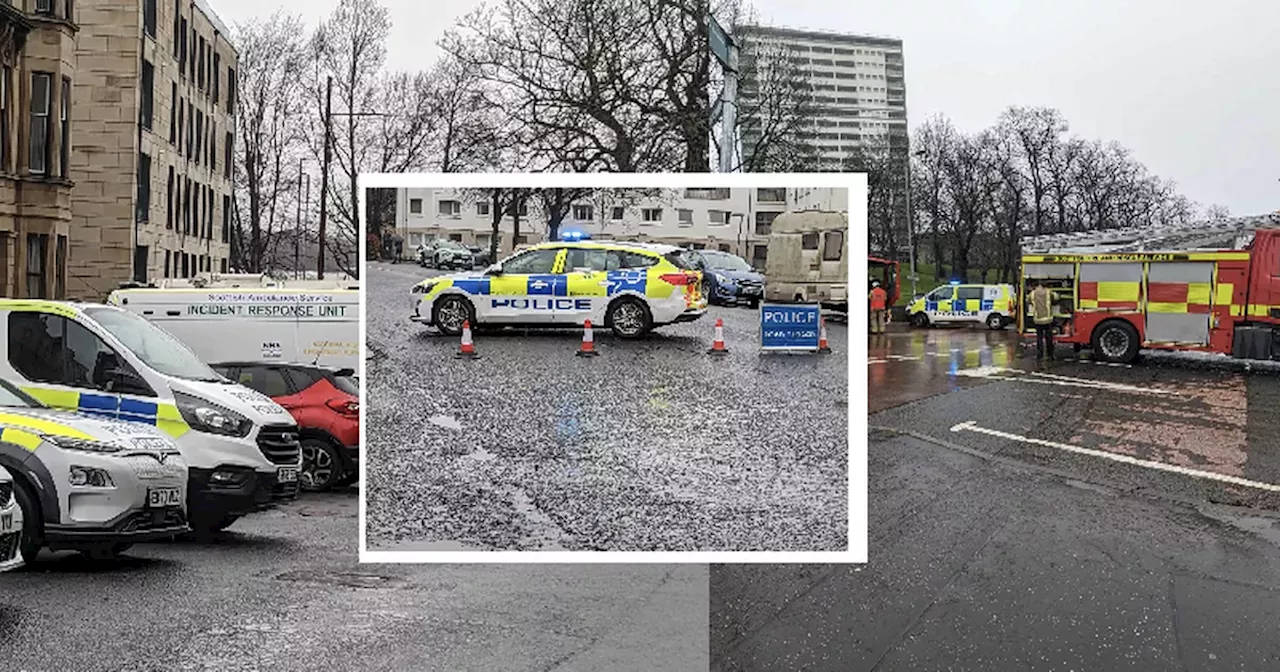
950;421;1280;493
868;358;889;364
955;366;1176;395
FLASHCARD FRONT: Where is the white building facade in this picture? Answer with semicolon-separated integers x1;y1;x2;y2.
393;187;849;269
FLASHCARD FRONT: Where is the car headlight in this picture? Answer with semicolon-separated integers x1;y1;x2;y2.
47;436;124;453
69;465;115;487
715;273;733;284
174;391;252;437
439;250;453;258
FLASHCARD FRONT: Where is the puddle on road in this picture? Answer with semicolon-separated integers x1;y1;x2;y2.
428;415;464;431
375;539;488;551
460;445;497;463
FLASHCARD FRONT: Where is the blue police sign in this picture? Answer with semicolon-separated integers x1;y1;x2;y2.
760;303;822;351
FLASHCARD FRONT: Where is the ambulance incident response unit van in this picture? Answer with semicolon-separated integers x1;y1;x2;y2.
0;378;188;563
108;276;360;371
0;300;302;535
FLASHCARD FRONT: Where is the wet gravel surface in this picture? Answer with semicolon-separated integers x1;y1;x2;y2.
364;261;849;552
0;488;708;671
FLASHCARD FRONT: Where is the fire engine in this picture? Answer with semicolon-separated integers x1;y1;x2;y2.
1018;213;1280;364
869;256;900;305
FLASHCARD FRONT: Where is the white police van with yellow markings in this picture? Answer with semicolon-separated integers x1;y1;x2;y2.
0;465;22;570
0;378;188;562
908;282;1016;330
0;300;301;536
411;240;708;338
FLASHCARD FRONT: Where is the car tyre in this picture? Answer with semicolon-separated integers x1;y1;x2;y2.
12;479;41;564
606;297;652;338
300;438;343;492
747;298;759;310
1091;319;1141;364
910;312;929;328
432;295;476;336
986;313;1005;330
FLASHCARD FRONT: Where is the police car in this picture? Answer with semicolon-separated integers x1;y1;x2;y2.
908;282;1016;330
411;240;708;338
0;465;21;571
0;378;189;562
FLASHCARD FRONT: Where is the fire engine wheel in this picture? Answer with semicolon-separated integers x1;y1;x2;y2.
433;296;475;336
985;313;1005;330
1092;319;1140;364
910;312;929;328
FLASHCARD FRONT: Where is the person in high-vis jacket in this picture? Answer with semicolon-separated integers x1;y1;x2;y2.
1029;280;1055;361
869;281;888;335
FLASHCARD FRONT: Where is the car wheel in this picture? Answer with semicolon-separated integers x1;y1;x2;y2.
1091;319;1140;364
910;312;929;328
606;297;652;338
986;313;1005;330
747;298;759;310
300;438;342;492
12;480;41;564
432;295;475;336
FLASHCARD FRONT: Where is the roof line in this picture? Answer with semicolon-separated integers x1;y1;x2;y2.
738;24;903;47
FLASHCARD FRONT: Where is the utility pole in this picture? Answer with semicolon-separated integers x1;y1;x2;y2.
709;16;737;173
317;76;332;280
295;158;302;279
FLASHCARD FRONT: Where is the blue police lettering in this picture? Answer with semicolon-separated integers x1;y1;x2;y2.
492;298;591;310
763;310;817;324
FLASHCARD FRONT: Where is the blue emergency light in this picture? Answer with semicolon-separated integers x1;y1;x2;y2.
560;228;591;241
950;280;961;285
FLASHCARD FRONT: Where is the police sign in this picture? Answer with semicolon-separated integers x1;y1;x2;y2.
760;303;821;351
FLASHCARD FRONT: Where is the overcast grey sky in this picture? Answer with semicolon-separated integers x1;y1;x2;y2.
213;0;1278;215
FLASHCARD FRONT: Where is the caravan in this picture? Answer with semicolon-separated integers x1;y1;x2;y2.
764;211;849;312
108;275;360;371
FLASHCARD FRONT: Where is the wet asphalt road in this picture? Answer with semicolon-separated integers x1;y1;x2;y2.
711;325;1280;671
364;261;848;552
0;488;708;671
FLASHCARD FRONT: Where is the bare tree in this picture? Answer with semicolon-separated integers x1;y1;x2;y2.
426;56;506;172
998;106;1067;238
911;115;958;279
231;11;309;273
731;31;822;172
1205;203;1232;221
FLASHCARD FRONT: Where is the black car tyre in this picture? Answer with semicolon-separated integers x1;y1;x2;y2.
606;297;652;338
300;438;343;492
910;312;929;328
433;295;476;336
986;313;1005;330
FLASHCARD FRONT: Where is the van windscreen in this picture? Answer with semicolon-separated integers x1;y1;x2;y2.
84;307;222;382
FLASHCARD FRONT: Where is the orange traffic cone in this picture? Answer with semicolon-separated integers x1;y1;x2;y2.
818;315;832;354
576;319;599;357
707;318;729;355
455;320;480;359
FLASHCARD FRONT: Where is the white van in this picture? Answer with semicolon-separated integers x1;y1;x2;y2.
107;276;360;370
0;299;301;535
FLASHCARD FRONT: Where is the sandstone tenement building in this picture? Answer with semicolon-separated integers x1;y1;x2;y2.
70;0;235;299
0;0;77;299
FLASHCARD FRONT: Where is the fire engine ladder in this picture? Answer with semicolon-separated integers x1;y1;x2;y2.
1020;212;1280;255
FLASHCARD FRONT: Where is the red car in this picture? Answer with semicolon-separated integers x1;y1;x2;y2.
212;362;359;492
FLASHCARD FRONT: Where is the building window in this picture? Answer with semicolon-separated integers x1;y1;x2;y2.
677;209;693;226
708;210;730;226
186;109;193;158
54;235;66;299
822;230;844;261
135;152;151;222
221;258;227;273
133;245;148;283
0;67;9;172
197;37;205;90
212;53;220;103
59;77;70;178
755;211;779;235
139;60;154;131
171;0;180;55
222;194;230;242
226;68;235;113
641;208;662;223
182;177;190;233
684;188;729;200
209;123;215;171
164;249;171;277
194;110;202;163
189;27;196;79
25;234;47;299
475;201;489;216
181;252;188;277
571;204;593;221
757;188;786;202
28;73;51;174
409;198;422;214
224;132;232;178
143;0;156;37
438;200;460;216
166;166;175;228
179;18;187;77
176;99;183;155
65;0;73;22
611;206;624;220
34;0;53;14
168;82;176;142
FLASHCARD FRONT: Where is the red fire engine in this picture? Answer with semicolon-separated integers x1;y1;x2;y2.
869;256;900;305
1018;214;1280;363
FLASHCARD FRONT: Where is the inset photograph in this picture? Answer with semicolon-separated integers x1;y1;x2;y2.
361;174;864;559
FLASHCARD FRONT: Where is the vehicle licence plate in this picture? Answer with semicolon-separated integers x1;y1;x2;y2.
1;513;11;532
278;467;299;483
147;487;182;508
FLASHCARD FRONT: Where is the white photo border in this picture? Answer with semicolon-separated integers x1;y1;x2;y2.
357;172;868;564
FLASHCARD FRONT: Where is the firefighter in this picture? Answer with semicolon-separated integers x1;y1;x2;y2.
869;280;888;335
1029;280;1055;361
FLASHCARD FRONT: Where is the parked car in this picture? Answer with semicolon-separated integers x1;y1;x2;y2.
687;249;765;308
211;362;359;492
468;245;492;267
418;239;475;270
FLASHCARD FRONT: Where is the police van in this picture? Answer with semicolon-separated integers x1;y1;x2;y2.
410;240;707;338
0;378;189;563
0;465;21;570
0;299;301;535
908;282;1017;330
108;275;360;371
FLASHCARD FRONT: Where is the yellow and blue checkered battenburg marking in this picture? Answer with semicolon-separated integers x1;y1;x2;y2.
77;392;120;420
453;277;491;294
120;397;160;425
606;270;647;295
528;275;568;296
